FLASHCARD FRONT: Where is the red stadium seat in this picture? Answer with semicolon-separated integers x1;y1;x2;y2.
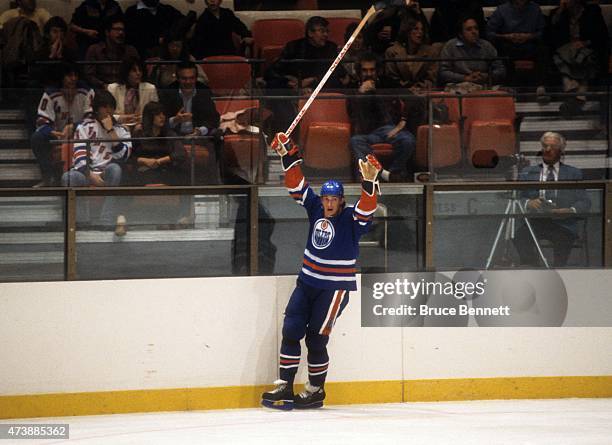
297;93;352;176
202;56;252;95
326;17;359;48
415;92;462;170
462;91;517;166
252;19;304;72
215;99;262;183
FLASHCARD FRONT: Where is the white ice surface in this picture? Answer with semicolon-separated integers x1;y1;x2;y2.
2;398;611;445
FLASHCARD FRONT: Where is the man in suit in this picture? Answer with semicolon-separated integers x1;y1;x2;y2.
514;131;590;267
160;60;221;184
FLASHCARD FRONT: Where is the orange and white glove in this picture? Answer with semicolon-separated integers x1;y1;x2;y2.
271;132;303;171
358;154;382;196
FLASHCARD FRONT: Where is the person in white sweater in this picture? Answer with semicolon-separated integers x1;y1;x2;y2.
107;57;158;131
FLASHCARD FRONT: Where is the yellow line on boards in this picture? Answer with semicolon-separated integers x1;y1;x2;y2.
1;376;611;420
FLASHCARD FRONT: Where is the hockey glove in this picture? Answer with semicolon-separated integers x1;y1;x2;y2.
271;132;303;172
359;154;382;196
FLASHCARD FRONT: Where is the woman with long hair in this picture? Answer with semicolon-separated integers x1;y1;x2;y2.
385;18;440;134
107;57;159;128
130;101;188;186
385;17;440;92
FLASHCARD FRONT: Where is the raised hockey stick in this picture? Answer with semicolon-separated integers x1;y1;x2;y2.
283;5;378;138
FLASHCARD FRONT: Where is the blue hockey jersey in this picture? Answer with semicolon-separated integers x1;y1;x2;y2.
285;166;376;291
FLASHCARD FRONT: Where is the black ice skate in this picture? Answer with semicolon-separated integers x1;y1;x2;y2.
294;382;325;409
261;380;294;410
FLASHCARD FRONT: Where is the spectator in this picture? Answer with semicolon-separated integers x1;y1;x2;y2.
429;0;485;44
265;16;344;132
439;16;506;87
160;61;221;184
365;0;430;55
548;0;609;116
130;101;188;188
31;17;79;87
514;131;591;267
84;17;139;89
0;0;50;32
266;16;342;93
124;0;185;58
31;62;94;187
70;0;124;59
191;0;253;59
348;52;415;182
107;57;159;129
487;0;549;102
148;31;208;88
385;18;439;92
61;90;132;236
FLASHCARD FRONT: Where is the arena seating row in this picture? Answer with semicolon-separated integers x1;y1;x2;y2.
286;91;516;175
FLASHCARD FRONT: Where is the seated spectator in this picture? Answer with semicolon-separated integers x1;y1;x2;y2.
148;31;208;88
61;90;132;236
107;58;159;129
160;61;221;184
31;17;79;87
0;0;50;32
130;101;188;187
84;17;139;89
365;0;430;55
385;18;439;92
348;52;415;182
429;0;485;44
31;62;94;187
70;0;124;59
548;0;609;116
191;0;253;59
266;16;342;93
124;0;186;58
439;17;506;87
487;0;549;101
264;16;344;132
514;131;591;267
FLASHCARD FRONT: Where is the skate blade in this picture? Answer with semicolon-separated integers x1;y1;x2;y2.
261;399;294;411
294;401;323;409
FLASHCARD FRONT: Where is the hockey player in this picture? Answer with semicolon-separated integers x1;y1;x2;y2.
31;61;94;186
261;132;381;410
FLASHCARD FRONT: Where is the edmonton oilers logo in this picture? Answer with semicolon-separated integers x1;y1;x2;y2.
312;218;335;250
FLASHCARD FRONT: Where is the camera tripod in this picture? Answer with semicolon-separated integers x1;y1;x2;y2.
485;191;550;269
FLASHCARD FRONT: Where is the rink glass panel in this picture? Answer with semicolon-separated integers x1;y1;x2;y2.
73;191;249;280
257;184;424;275
0;193;66;282
432;187;604;270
